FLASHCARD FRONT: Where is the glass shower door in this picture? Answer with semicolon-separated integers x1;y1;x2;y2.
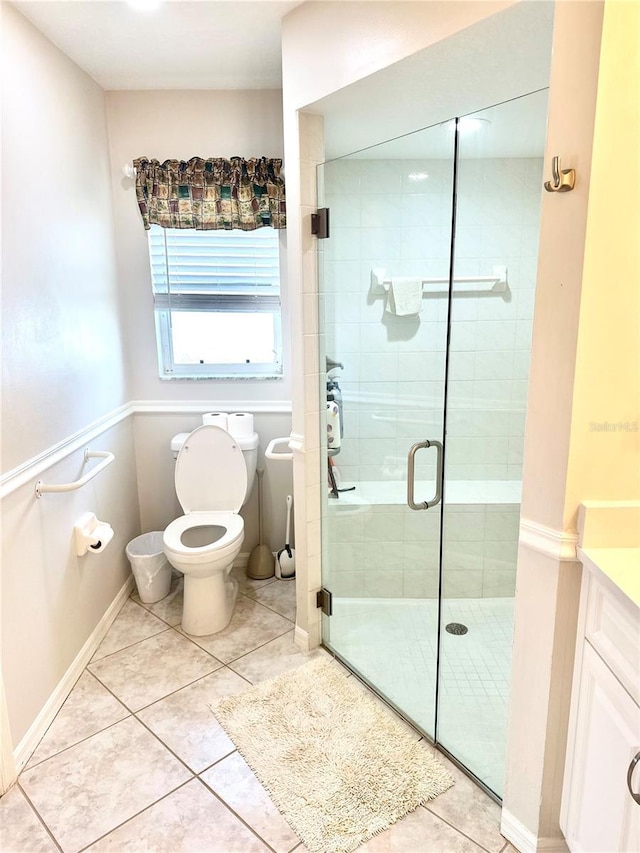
437;90;548;796
317;121;455;738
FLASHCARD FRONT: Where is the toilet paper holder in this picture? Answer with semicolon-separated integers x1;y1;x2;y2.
74;512;114;556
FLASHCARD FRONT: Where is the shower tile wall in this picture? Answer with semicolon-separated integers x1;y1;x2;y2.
327;502;520;599
322;156;542;598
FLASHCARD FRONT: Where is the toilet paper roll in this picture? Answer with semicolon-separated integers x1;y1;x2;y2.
202;412;229;430
326;402;342;450
88;523;114;554
74;512;115;556
227;412;254;438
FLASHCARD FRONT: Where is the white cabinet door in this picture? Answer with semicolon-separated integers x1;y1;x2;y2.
563;642;640;853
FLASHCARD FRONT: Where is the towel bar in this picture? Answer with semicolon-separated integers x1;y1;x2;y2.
371;265;507;296
35;449;115;498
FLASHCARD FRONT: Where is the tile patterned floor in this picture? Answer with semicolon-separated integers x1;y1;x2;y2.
1;568;517;853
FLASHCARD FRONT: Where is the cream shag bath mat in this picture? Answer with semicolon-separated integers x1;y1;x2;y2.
211;658;453;853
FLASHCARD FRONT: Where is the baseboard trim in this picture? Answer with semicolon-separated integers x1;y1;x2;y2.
12;576;135;773
501;809;569;853
234;552;249;569
0;677;17;795
293;625;309;651
519;518;578;562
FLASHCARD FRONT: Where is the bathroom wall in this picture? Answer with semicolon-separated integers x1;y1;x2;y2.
105;89;290;404
1;4;128;472
1;5;139;754
323;155;542;485
1;420;139;750
281;0;517;113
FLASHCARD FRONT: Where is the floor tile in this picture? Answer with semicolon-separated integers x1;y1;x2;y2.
425;747;506;852
231;564;278;594
132;575;184;626
500;844;521;853
181;595;293;664
229;630;334;684
137;667;250;773
86;778;269;852
91;600;169;662
245;578;297;621
358;805;487;852
0;784;58;852
201;752;299;853
26;672;129;769
20;716;191;853
88;629;221;711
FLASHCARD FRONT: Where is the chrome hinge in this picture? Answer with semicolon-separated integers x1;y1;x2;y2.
316;587;333;616
311;208;330;239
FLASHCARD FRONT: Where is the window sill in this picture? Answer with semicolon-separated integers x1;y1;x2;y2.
159;374;284;382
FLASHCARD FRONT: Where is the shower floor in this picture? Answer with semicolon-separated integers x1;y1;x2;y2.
325;595;514;797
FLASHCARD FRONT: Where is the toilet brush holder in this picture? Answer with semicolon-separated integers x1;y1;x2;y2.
74;512;114;556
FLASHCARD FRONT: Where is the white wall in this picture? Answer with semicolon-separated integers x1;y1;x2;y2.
1;420;140;748
1;4;128;473
282;0;516;112
0;5;140;752
105;89;290;403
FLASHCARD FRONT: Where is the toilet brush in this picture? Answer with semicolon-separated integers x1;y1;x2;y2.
247;468;275;580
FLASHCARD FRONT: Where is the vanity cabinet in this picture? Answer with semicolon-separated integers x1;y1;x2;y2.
561;556;640;852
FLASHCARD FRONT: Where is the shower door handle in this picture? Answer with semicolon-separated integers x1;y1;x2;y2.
407;440;443;510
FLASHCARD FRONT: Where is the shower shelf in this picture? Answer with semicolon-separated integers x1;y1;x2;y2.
370;265;507;296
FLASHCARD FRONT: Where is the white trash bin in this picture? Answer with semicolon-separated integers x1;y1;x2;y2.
126;531;172;604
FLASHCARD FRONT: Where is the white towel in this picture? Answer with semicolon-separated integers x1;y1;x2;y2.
385;279;423;316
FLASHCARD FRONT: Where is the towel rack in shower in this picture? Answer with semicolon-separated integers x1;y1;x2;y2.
35;449;115;498
370;264;507;296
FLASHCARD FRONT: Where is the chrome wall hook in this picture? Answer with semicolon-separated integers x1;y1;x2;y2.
544;156;576;193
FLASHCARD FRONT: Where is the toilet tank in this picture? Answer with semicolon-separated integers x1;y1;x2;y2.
170;428;259;506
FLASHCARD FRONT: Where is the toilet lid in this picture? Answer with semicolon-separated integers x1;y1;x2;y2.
175;425;247;513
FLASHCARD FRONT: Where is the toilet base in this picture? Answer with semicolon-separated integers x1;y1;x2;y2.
182;569;238;636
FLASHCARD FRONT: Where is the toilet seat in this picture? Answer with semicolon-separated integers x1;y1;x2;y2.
164;511;243;563
174;425;247;513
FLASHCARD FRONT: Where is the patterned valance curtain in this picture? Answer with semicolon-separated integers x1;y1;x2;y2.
132;156;286;230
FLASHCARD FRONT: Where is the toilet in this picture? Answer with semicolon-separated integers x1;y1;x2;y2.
163;422;259;636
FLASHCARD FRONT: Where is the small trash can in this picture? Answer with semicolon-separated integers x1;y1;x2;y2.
126;531;172;604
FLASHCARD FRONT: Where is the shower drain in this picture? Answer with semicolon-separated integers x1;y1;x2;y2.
445;622;468;635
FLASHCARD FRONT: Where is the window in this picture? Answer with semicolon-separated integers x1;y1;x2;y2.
148;225;282;378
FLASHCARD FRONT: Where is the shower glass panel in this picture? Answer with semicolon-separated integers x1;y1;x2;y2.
317;121;455;738
317;88;547;801
438;90;548;796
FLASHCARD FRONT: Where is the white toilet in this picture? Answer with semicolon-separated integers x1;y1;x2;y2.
163;423;259;636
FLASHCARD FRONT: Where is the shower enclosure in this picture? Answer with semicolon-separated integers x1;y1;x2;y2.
317;90;548;799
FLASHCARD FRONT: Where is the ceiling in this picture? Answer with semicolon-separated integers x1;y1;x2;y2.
14;0;554;158
13;0;302;89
